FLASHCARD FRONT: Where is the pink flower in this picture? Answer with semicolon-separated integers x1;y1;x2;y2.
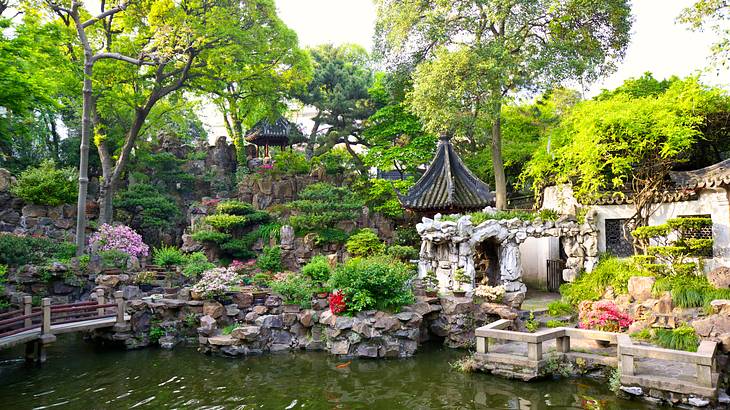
88;224;149;258
578;300;633;332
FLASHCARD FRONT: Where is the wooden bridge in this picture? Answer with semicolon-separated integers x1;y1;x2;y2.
0;290;128;362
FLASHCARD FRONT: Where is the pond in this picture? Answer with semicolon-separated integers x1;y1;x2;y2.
0;336;650;409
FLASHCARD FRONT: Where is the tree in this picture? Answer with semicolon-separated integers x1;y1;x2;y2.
361;73;436;176
297;44;373;165
679;0;730;68
43;0;155;254
520;76;729;235
200;14;311;151
375;0;632;208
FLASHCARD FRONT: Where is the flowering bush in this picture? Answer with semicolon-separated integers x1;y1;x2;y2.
88;224;149;258
229;259;256;273
328;290;346;314
192;267;240;299
474;284;505;302
578;300;633;332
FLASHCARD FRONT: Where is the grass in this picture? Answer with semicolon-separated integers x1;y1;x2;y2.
560;255;649;305
547;299;575;316
630;325;699;352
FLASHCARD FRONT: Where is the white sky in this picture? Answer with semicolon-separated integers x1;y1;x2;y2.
203;0;729;137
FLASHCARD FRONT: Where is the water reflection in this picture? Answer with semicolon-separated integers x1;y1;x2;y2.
0;335;649;409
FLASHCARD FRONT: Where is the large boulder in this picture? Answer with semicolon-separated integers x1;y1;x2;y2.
203;301;225;319
708;266;730;289
628;276;655;302
230;325;261;341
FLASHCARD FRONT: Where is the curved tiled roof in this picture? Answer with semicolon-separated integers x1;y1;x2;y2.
398;136;495;212
588;190;699;205
245;117;293;146
669;158;730;189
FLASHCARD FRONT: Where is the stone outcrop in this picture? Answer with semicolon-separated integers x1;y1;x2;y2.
708;266;730;289
416;210;599;308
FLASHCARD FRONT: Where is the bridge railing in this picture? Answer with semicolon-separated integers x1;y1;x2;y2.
0;290;126;339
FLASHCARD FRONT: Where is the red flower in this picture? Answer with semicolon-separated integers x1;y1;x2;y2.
328;290;347;314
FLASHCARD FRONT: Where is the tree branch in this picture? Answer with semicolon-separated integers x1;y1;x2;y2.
81;1;129;28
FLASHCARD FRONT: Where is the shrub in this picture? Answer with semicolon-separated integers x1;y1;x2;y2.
654;325;699;352
88;224;149;258
393;226;420;246
547;299;576;316
10;160;77;205
273;150;310;175
191;230;231;244
191;267;239;299
216;200;254;216
271;274;314;307
386;245;418;261
537;208;559;221
99;249;130;269
301;255;331;283
182;252;215;278
653;274;730;309
204;214;248;231
328;255;415;313
288;183;363;233
312;148;352;175
313;228;349;245
0;234;76;266
114;184;181;236
153;246;186;267
525;311;539;333
346;229;385;258
546;319;568;328
253;272;272;288
328;290;347;314
0;264;8;308
257;246;282;273
560;255;648;305
578;300;632;332
220;239;257;260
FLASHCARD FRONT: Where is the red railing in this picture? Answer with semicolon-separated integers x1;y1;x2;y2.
0;290;126;340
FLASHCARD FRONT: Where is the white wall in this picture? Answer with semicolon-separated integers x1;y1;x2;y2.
520;237;559;290
592;187;730;270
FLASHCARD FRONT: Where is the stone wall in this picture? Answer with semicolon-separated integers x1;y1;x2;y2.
95;291;519;358
416;210;599;308
0;168;79;239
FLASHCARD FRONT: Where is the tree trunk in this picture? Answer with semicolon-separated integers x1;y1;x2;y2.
305;119;320;160
74;49;93;255
491;100;507;209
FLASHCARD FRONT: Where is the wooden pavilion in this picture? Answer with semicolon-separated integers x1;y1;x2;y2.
245;117;296;157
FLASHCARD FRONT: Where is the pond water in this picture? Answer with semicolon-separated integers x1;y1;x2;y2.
0;335;650;409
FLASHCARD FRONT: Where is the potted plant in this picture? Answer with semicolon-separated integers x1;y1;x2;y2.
452;269;470;297
135;271;156;292
423;270;439;297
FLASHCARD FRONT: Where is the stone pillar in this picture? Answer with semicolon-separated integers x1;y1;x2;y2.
96;289;105;317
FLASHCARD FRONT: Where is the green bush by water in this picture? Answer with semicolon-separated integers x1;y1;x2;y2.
300;255;331;283
271;275;314;308
0;234;76;267
328;255;415;314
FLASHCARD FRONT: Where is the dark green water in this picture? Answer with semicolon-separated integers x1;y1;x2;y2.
0;335;649;409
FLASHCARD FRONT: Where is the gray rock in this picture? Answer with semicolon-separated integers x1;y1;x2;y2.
331;340;350;355
256;314;283;329
355;344;379;358
620;386;643;396
122;285;142;300
231;325;261;341
159;335;179;350
198;315;217;337
335;316;354;330
225;305;240;316
271;330;292;345
688;397;710;407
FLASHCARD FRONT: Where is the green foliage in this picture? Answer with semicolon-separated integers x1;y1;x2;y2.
679;1;730;67
114;184;182;241
153;246;186;267
311;148;353;175
0;264;7;308
219;239;257;260
654;325;699;352
99;250;129;269
386;245;418;261
560;256;648;306
253;272;272;288
346;229;385;258
272;150;310;175
300;255;332;283
313;228;349;246
204;214;248;231
469;210;535;225
216;200;254;216
288;183;363;233
10;160;77;205
353;177;414;219
546;319;568;328
182;252;215;278
608;368;621;393
257;246;282;273
149;325;165;343
537;209;559;221
221;323;238;335
271;275;314;308
394;226;420;247
525;311;539;333
328;255;415;314
191;230;231;244
654;274;730;309
0;234;75;267
547;300;576;317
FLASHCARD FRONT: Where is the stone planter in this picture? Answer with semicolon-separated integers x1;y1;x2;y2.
452;291;466;297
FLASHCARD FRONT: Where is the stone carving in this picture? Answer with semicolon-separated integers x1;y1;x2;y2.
416;210;599;308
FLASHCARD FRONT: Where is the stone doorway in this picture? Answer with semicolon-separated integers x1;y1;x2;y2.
475;238;501;286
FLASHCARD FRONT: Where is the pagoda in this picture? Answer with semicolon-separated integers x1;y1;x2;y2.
398;135;495;213
245;117;296;157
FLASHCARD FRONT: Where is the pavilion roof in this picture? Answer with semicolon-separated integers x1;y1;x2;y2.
669;158;730;190
398;136;495;212
245;117;294;146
